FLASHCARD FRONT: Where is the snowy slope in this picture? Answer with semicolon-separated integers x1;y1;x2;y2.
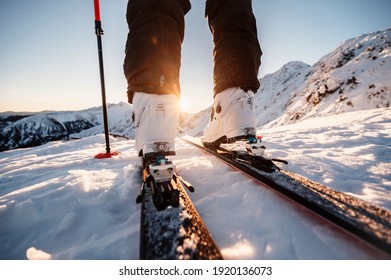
261;108;391;210
254;61;312;127
0;108;389;260
272;28;391;127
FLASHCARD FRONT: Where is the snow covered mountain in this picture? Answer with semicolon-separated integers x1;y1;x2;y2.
181;28;391;135
1;28;390;151
0;102;134;152
271;28;391;127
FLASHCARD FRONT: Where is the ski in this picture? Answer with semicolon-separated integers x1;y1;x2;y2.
183;135;391;256
137;152;222;260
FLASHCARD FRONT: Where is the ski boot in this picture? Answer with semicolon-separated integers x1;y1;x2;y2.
203;87;257;147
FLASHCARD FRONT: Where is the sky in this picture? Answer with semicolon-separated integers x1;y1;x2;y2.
0;0;390;114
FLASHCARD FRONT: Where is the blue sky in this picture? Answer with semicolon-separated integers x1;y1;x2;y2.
0;0;390;113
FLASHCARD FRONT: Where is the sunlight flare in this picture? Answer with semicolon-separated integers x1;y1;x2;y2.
179;96;191;112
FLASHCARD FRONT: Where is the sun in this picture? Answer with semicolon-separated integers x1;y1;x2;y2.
179;97;190;112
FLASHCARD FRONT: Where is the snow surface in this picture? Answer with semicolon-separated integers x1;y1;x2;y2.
1;28;390;260
0;108;389;260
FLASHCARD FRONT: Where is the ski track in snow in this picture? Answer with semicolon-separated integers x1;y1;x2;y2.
0;109;390;260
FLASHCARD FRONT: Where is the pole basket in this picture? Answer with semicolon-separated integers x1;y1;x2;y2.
94;151;121;159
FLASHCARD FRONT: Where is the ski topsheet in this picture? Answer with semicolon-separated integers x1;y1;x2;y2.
138;156;222;260
183;135;391;256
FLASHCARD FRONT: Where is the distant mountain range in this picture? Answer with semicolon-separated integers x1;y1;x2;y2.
1;28;390;151
0;103;134;152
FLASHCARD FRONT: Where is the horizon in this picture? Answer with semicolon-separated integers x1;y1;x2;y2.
0;0;390;114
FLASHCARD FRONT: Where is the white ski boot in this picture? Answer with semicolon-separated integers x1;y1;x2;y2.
203;87;257;146
132;92;180;159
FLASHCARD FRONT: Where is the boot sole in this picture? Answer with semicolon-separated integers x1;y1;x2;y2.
203;127;256;147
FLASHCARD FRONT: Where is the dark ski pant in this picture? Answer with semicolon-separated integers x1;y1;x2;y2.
123;0;262;103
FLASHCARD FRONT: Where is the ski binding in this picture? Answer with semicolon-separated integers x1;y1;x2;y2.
136;149;194;211
245;136;266;156
149;158;176;183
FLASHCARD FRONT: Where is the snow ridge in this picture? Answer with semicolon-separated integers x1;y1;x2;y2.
276;28;391;126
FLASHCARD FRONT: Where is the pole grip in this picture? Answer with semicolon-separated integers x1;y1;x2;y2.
93;0;101;21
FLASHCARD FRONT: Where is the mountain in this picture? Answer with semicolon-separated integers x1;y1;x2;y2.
270;28;391;127
0;112;96;152
0;103;134;152
181;28;391;135
1;29;390;151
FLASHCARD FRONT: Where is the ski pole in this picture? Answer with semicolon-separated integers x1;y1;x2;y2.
93;0;118;158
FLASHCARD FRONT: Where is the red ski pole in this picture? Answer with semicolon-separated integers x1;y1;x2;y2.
93;0;119;159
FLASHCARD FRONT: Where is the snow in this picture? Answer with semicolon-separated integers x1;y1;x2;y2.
261;108;391;210
1;28;390;261
1;108;389;260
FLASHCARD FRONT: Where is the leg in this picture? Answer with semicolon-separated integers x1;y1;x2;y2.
124;0;191;157
124;0;191;103
203;0;262;145
205;0;261;95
